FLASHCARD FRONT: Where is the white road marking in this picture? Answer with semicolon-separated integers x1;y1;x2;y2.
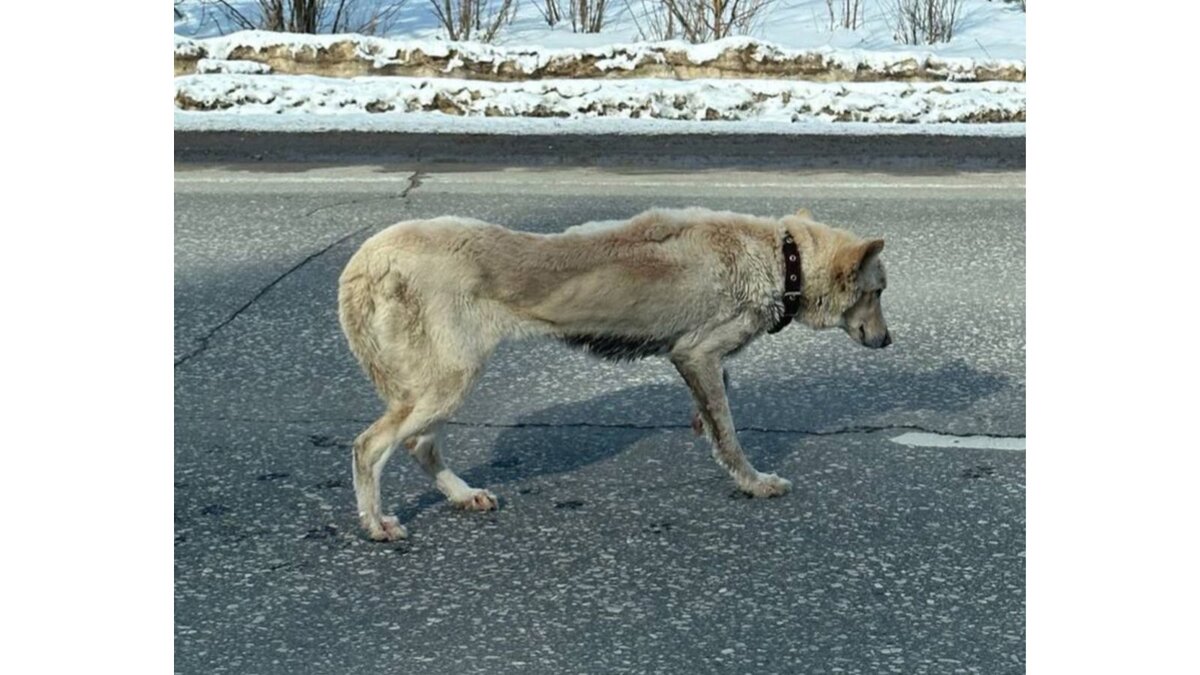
173;175;415;184
173;175;1022;190
890;432;1025;451
433;179;1022;190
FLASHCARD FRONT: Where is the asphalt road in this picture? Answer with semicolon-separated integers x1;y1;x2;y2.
174;131;1025;171
175;152;1025;674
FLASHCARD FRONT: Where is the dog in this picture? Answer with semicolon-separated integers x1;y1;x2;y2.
338;207;891;540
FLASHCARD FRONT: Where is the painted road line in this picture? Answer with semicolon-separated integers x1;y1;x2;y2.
890;432;1025;451
173;175;1022;190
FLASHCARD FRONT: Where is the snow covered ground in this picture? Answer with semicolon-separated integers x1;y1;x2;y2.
175;0;1025;61
173;0;1025;134
175;32;1023;82
176;74;1023;122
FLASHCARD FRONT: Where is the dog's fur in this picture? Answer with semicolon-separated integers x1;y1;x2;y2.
338;207;891;540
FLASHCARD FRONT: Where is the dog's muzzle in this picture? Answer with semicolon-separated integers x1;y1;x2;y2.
863;330;892;349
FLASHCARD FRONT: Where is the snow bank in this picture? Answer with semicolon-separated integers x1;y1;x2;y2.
173;0;1026;62
195;58;272;75
174;31;1024;83
174;74;1024;125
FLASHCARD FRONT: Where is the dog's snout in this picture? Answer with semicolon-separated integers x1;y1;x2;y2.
882;331;892;348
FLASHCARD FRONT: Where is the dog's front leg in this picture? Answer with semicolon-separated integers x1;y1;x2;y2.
671;351;791;498
690;368;730;437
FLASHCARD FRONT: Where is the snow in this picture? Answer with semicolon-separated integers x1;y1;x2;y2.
174;0;1025;62
175;74;1023;126
173;1;1024;134
174;31;1022;81
194;58;272;74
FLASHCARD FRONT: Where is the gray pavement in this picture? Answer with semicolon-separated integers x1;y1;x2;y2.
174;131;1025;171
175;160;1025;674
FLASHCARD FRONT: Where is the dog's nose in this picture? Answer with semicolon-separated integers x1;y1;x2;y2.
881;331;892;348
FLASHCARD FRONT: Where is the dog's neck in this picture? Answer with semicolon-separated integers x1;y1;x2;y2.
776;220;832;329
767;228;804;334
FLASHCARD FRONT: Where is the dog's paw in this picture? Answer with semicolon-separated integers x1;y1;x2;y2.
366;515;408;542
453;488;499;512
740;472;792;498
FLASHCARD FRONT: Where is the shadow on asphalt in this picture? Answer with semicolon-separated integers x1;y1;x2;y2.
393;359;1009;524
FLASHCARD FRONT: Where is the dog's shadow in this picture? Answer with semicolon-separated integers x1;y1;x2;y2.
393;359;1012;523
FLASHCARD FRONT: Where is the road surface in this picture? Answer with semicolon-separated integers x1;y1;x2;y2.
175;149;1025;674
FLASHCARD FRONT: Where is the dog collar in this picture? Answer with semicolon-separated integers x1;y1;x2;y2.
768;232;803;334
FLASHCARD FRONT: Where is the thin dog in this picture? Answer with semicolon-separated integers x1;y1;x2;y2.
338;207;891;540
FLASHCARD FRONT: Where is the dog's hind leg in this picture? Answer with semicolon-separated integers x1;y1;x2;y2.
353;403;415;541
407;429;497;512
354;364;497;540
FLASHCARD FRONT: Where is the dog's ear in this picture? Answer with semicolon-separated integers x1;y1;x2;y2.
836;239;885;283
794;207;814;220
860;239;885;266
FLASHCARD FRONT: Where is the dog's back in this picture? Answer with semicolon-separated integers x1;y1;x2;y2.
340;211;777;353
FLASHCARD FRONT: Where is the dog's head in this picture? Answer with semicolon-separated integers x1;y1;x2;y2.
794;217;892;349
835;238;892;348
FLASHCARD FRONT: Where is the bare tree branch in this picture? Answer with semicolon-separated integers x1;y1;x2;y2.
640;0;772;43
428;0;515;41
887;0;961;45
199;0;410;35
211;0;258;29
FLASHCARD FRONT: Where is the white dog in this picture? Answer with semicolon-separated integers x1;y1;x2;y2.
338;207;890;540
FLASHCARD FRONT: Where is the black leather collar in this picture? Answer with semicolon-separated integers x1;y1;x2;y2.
768;232;803;334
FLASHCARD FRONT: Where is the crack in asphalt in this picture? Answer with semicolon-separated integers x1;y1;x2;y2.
445;419;1025;440
174;170;425;369
175;415;1024;440
302;171;425;217
173;225;369;368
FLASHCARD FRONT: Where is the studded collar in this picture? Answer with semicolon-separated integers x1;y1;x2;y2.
767;231;803;334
